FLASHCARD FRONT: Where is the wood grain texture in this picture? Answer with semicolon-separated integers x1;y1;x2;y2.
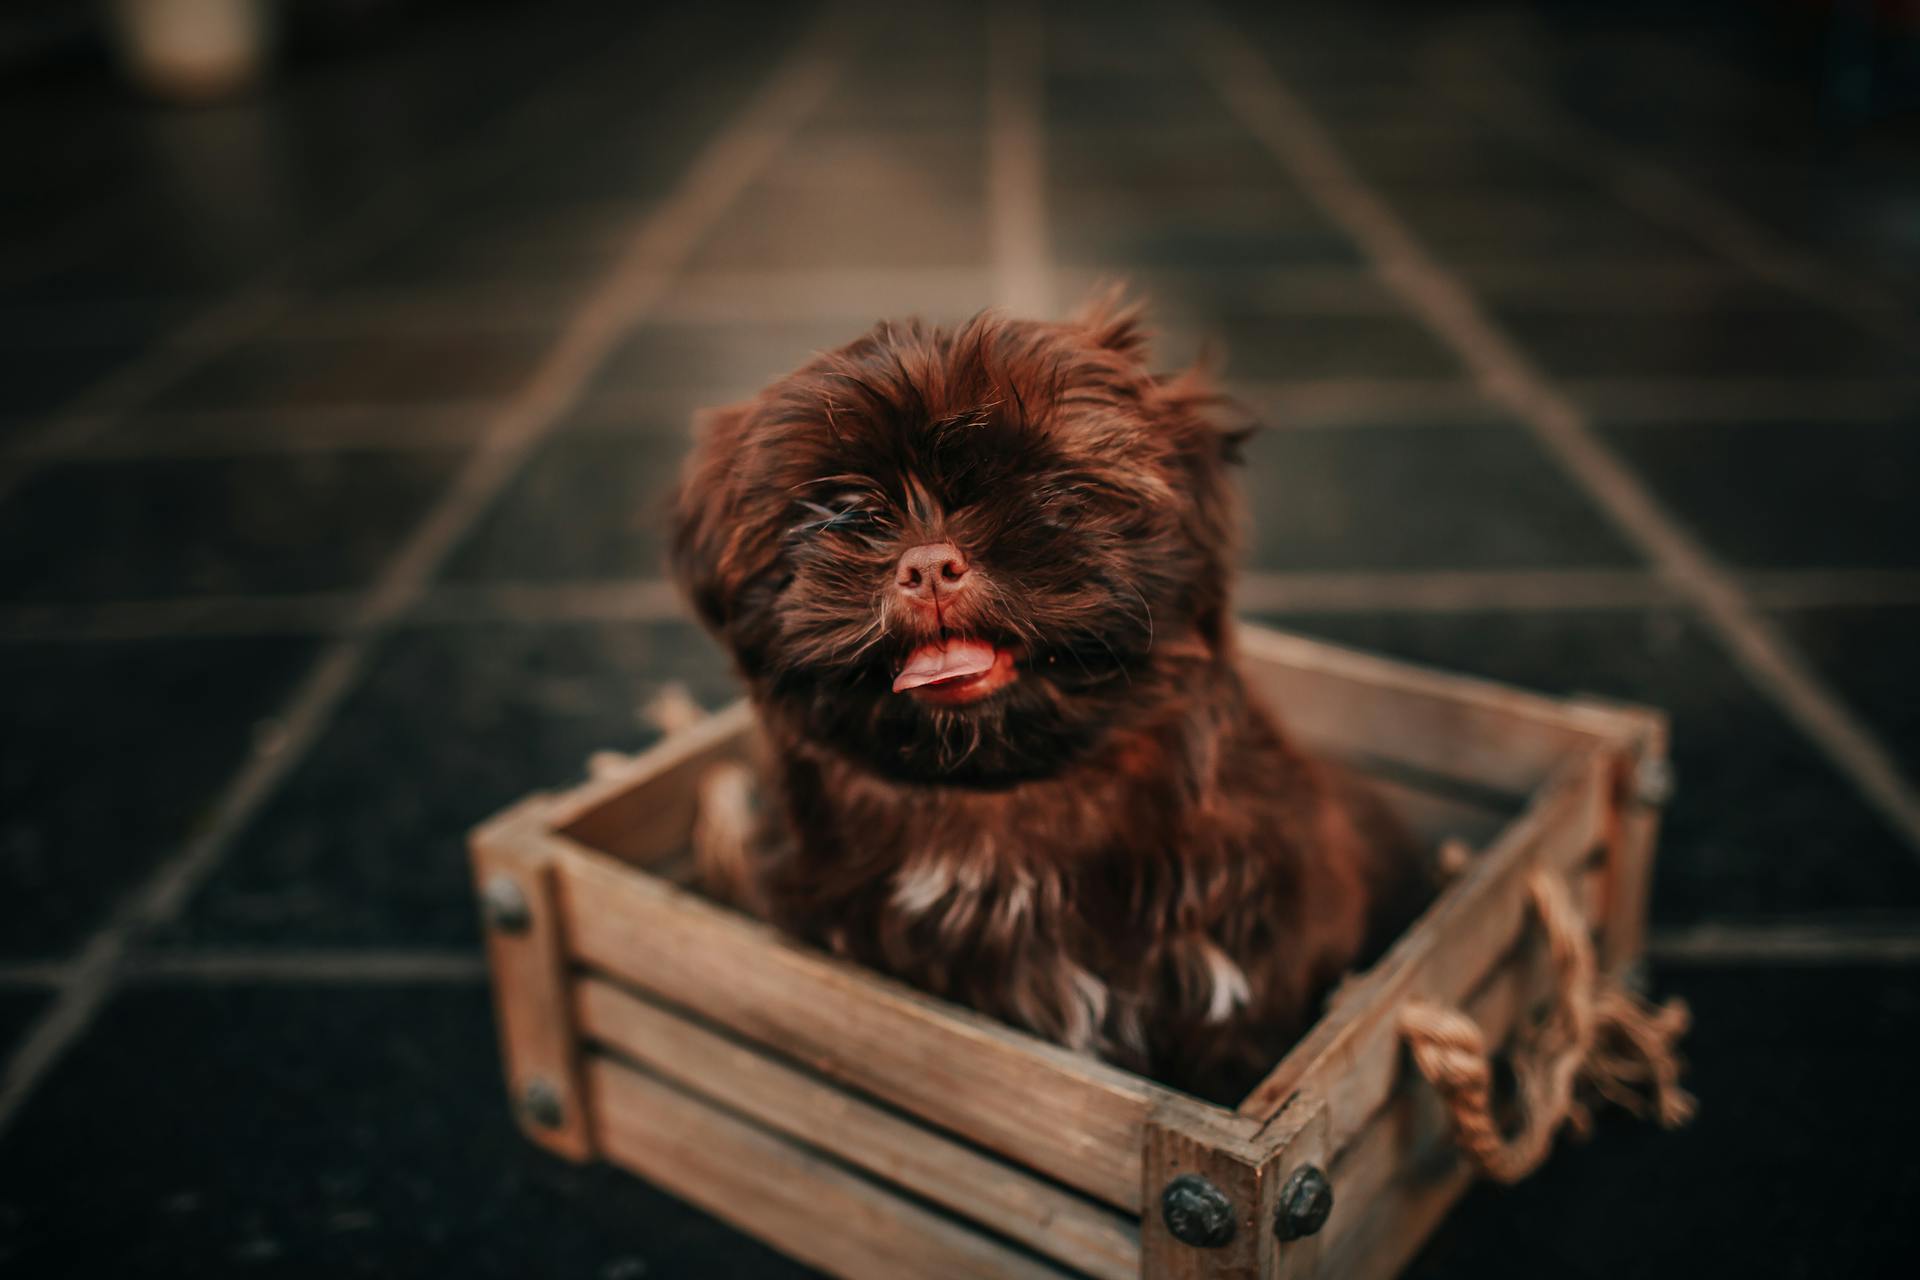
576;975;1140;1280
587;1055;1071;1280
1567;697;1669;978
1238;625;1642;797
1141;1102;1284;1280
546;699;758;864
551;834;1254;1212
469;799;593;1160
1287;864;1609;1280
1236;752;1610;1137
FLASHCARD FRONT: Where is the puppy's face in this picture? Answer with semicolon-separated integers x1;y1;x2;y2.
672;301;1243;787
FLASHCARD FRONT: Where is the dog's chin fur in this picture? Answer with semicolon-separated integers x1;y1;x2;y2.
672;293;1432;1097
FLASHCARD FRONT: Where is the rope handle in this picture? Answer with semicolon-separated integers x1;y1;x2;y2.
1398;870;1695;1184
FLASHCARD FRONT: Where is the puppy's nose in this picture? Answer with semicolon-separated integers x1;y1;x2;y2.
896;542;970;608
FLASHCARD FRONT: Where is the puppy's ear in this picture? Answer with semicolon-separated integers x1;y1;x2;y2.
1072;283;1150;359
1156;361;1259;465
670;401;762;634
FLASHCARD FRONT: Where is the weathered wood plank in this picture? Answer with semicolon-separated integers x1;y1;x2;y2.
576;976;1140;1280
1237;753;1610;1144
1140;1102;1287;1280
551;834;1247;1212
1357;771;1512;850
1313;923;1577;1280
586;1056;1071;1280
545;699;757;864
1567;697;1669;978
469;799;593;1160
1238;625;1642;796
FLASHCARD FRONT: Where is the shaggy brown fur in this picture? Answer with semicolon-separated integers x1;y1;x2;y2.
670;294;1431;1096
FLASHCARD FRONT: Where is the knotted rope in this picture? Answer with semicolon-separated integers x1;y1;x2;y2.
1398;870;1695;1184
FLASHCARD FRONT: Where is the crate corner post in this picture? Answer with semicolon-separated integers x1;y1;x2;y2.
470;804;595;1162
1142;1100;1322;1280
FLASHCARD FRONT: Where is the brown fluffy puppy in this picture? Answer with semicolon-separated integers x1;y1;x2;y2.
670;296;1430;1096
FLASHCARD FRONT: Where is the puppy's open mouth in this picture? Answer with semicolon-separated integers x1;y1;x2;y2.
891;638;1019;706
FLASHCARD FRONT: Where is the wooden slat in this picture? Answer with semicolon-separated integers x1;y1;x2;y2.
576;976;1140;1280
1238;625;1642;796
1567;697;1668;977
546;699;757;864
551;836;1244;1211
469;799;593;1160
1358;771;1512;850
1312;919;1578;1280
1236;753;1609;1140
586;1056;1070;1280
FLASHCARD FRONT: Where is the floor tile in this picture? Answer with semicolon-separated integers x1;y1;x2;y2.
1249;610;1920;924
0;984;811;1279
1771;605;1920;776
151;333;549;412
1412;964;1920;1279
0;636;319;959
0;339;154;438
162;621;737;949
314;211;632;293
1047;70;1242;131
1598;418;1920;570
589;320;863;400
1053;208;1358;271
0;451;464;602
1047;126;1306;195
684;189;987;272
1237;423;1644;571
1500;307;1914;379
439;434;685;584
1181;312;1466;381
1389;191;1710;265
0;991;50;1060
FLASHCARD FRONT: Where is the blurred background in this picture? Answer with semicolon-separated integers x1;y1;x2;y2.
2;0;1917;1275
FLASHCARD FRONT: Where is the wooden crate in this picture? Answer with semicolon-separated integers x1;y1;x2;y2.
470;624;1668;1279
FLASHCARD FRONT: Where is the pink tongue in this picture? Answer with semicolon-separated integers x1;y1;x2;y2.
892;640;998;693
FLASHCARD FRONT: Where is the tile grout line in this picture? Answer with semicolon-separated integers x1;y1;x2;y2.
6;372;1918;466
1645;923;1920;966
0;8;856;1140
1184;4;1920;857
0;11;673;511
987;0;1053;317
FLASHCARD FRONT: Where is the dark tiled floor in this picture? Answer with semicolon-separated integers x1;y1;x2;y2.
1774;606;1920;776
0;984;806;1279
0;991;50;1061
151;333;551;412
0;451;467;601
1500;307;1915;379
1600;417;1920;570
0;636;319;959
159;622;737;950
2;0;1917;1275
439;435;686;583
1419;963;1920;1280
1239;424;1643;571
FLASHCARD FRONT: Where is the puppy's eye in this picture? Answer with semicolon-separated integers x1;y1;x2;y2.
791;500;884;539
824;508;878;532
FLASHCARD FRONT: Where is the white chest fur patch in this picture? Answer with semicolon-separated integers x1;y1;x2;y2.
1192;936;1252;1025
